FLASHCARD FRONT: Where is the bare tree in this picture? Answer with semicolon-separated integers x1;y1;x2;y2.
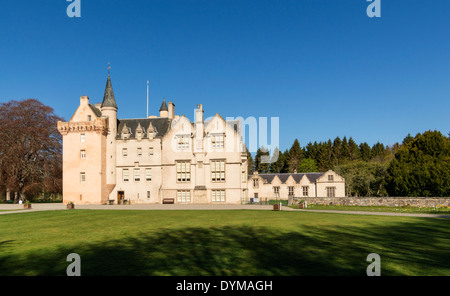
0;99;63;202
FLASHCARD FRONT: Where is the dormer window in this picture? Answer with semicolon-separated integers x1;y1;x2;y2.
328;175;334;182
136;123;144;140
147;122;156;139
120;124;130;140
177;135;190;150
212;134;224;148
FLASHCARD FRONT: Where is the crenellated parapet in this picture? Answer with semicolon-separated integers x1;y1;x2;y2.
57;117;108;136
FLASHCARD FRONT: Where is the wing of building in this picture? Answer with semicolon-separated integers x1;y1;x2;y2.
57;75;345;205
247;170;345;203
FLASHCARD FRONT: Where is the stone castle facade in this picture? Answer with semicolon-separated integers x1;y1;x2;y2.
57;75;345;205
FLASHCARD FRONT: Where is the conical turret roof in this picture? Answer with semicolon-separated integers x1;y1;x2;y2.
159;99;168;112
101;75;118;109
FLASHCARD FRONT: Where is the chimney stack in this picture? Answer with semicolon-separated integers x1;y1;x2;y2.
168;101;175;119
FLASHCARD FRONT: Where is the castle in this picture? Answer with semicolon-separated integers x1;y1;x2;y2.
57;75;345;205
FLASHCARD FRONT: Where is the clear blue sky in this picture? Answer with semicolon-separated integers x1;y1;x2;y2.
0;0;449;151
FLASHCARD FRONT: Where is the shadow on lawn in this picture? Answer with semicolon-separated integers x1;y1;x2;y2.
1;217;449;276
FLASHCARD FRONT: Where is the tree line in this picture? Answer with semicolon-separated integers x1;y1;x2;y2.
248;131;450;197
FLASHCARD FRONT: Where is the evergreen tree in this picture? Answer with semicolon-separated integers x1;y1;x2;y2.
254;146;270;173
359;142;372;161
317;140;333;171
281;149;290;173
348;137;360;161
332;137;342;166
341;136;350;161
371;142;386;162
269;147;285;173
246;147;255;175
305;141;320;162
402;133;414;146
286;139;303;173
385;130;450;197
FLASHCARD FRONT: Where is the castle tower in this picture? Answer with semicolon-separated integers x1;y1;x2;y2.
101;74;118;198
57;95;109;204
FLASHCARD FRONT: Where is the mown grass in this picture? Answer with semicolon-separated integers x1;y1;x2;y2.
0;210;449;276
298;204;450;215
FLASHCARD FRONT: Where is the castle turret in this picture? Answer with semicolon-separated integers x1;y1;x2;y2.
101;74;118;196
159;99;168;118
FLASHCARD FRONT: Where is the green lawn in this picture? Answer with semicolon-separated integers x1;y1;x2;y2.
0;210;449;276
299;204;450;215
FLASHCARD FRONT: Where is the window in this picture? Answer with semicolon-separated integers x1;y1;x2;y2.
302;186;309;197
328;175;334;181
80;150;86;159
211;160;225;182
212;190;226;202
273;186;280;199
81;134;85;143
176;161;191;183
177;136;189;150
327;187;336;197
253;179;259;188
241;168;247;183
288;186;294;196
134;168;140;182
147;191;151;200
137;147;142;157
177;190;191;203
87;115;92;121
212;134;224;148
80;172;86;183
149;147;154;156
145;168;152;181
122;148;128;157
123;169;129;182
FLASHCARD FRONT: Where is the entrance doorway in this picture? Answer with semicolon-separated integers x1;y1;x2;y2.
118;191;125;205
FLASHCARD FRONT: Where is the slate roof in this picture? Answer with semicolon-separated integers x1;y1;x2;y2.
257;172;324;184
116;118;171;139
89;104;102;117
159;99;168;112
101;75;118;109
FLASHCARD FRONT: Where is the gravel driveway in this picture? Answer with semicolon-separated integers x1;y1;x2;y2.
1;203;449;218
